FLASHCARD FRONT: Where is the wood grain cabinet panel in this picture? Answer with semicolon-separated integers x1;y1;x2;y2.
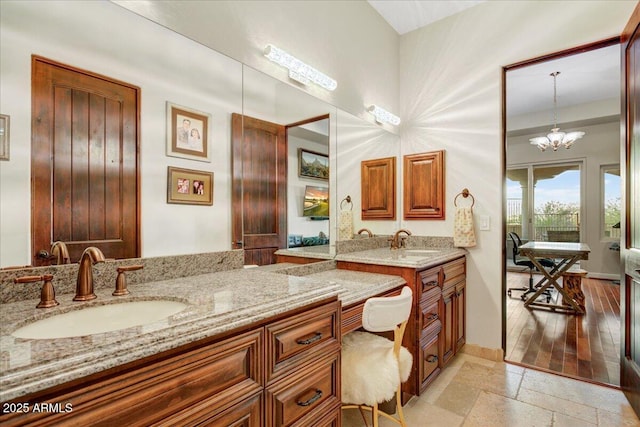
403;151;445;220
265;353;340;427
1;299;341;427
266;300;340;384
361;156;396;220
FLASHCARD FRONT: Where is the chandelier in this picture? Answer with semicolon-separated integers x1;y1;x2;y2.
529;71;585;151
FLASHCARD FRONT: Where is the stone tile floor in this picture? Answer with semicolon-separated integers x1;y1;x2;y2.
342;353;640;426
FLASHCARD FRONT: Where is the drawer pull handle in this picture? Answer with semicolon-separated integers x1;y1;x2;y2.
426;354;438;363
296;389;323;407
427;313;438;320
423;280;438;287
296;332;322;345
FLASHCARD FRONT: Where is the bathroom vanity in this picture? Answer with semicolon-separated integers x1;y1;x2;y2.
335;247;467;396
0;263;406;426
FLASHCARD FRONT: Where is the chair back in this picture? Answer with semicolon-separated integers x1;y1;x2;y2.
508;232;523;262
362;286;412;333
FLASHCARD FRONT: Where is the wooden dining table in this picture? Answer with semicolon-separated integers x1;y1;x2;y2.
518;241;591;314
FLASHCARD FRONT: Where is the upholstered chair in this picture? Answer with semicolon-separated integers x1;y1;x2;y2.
341;286;413;427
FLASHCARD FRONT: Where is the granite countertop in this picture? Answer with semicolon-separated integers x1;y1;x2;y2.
0;265;405;402
274;245;334;260
303;269;406;307
335;247;467;269
0;269;341;402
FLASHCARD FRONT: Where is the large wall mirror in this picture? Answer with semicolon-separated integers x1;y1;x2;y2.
504;40;621;385
0;1;400;267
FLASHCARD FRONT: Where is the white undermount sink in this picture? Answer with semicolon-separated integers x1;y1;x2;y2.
12;300;188;339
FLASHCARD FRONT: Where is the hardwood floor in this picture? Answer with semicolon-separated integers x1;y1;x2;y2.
505;271;621;386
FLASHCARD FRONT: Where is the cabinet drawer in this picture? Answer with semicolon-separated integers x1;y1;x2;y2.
419;299;440;331
443;257;465;289
419;333;440;391
0;329;264;427
266;300;340;382
265;353;340;427
417;266;440;294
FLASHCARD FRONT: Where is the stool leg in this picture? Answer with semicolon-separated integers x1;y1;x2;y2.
396;385;407;427
373;403;379;427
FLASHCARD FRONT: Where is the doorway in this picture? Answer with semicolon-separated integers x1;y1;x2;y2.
503;40;622;386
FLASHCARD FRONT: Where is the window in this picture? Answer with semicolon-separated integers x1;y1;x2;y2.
602;165;621;240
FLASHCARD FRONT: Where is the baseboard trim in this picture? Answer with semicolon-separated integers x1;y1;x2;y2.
460;344;504;362
587;272;620;280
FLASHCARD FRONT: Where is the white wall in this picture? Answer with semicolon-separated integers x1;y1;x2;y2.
399;0;635;350
114;0;400;126
287;135;329;239
0;1;242;265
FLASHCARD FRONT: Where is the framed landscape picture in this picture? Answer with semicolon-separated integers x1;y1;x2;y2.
167;166;214;205
166;102;211;162
298;148;329;180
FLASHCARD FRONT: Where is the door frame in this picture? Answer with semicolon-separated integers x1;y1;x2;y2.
500;37;620;355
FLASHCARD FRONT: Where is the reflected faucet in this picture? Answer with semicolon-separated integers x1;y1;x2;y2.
50;241;70;265
74;247;105;301
357;228;373;238
389;229;412;250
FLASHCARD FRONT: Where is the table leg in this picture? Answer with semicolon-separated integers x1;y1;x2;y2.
523;255;585;314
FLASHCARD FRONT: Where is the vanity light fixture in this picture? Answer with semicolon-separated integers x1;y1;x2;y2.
367;105;401;126
529;72;585;152
263;44;337;91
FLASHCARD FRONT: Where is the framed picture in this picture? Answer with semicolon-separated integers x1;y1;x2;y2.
167;166;214;205
166;102;211;162
0;114;9;161
298;148;329;180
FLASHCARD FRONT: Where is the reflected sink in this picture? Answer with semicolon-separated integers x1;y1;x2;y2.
13;300;188;339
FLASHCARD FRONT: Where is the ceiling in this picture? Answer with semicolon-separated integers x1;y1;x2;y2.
367;0;620;122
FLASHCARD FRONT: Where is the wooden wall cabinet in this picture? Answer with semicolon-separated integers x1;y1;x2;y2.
361;156;396;220
0;299;341;427
403;150;445;220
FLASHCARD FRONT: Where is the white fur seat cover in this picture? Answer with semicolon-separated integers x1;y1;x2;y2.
341;331;413;406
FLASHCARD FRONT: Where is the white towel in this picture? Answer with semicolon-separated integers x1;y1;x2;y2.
338;210;353;240
454;207;476;248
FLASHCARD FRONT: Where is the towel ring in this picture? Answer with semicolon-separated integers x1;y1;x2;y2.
454;188;475;208
340;195;353;211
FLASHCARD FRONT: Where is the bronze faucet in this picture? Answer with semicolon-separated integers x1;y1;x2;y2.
389;229;412;250
73;247;105;301
50;241;70;265
357;228;373;237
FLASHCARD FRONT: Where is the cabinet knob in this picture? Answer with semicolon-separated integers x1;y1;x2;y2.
426;354;438;363
427;313;438;320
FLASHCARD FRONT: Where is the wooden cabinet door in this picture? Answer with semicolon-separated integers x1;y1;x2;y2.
361;156;396;220
403;150;445;220
440;285;455;366
455;282;466;352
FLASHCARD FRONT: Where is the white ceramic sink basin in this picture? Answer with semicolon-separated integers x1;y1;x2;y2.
13;300;188;339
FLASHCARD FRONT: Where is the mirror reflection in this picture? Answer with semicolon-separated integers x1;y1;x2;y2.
0;1;400;268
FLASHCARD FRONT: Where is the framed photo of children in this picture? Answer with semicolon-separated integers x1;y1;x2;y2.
167;166;214;205
166;102;211;162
